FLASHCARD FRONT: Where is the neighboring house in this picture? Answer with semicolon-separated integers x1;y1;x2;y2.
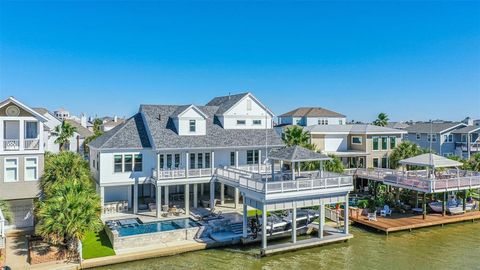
33;108;93;154
0;97;47;229
53;107;70;120
89;92;283;216
278;107;346;127
404;122;467;157
452;125;480;159
386;122;410;130
100;116;125;132
304;124;407;169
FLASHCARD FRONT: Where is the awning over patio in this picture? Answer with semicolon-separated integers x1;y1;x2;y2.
399;153;462;168
268;145;331;162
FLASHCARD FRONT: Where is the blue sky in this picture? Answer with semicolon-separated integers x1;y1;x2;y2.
1;1;479;122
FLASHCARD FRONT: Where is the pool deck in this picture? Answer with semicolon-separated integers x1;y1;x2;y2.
350;211;480;234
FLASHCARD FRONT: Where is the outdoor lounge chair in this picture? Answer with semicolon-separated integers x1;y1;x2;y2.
367;212;377;221
380;205;392;217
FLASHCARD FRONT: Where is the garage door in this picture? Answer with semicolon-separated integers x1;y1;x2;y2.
8;199;34;228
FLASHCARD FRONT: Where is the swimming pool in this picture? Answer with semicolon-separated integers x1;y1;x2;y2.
110;218;200;237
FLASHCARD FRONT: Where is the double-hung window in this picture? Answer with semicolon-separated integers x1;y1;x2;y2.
230;152;236;166
166;154;172;169
124;155;133;172
373;158;379;168
416;133;421;140
189;120;196;132
247;150;259;164
114;155;123;173
190;153;196;169
372;137;379;150
174;154;180;168
4;158;18;182
25;121;38;139
134;154;142;172
427;134;437;142
253;120;262;125
390;136;396;149
25;157;38;181
237;120;246;125
205;153;211;169
381;137;388;150
198;153;203;169
159;154;165;169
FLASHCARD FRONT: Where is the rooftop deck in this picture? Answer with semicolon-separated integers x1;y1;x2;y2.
351;168;480;193
216;166;353;196
350;210;480;234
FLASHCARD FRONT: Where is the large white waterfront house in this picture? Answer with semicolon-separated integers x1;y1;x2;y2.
89;93;282;216
90;92;354;254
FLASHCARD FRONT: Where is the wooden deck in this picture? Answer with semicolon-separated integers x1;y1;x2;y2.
350;211;480;234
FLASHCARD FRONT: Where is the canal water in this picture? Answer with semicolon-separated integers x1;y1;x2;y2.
95;222;480;270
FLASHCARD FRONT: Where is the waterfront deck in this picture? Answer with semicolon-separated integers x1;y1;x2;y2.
350;211;480;233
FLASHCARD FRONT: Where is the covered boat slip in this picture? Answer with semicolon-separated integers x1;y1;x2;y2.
213;146;354;255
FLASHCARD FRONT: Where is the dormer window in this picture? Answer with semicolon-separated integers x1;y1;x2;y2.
237;120;246;125
189;120;196;132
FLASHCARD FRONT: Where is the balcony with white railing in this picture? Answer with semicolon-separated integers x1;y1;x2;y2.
152;167;213;180
3;139;20;151
353;168;480;193
216;166;353;196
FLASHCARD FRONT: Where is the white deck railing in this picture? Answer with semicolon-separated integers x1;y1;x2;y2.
152;168;213;180
24;138;40;150
354;168;480;192
0;208;5;238
217;167;353;194
3;139;19;151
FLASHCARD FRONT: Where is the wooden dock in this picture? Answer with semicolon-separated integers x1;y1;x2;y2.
350;211;480;234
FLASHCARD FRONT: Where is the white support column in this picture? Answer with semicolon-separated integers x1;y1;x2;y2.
156;185;162;218
261;204;267;250
242;201;248;238
193;183;198;208
292;206;297;243
100;186;105;213
319;202;324;239
344;194;349;235
133;180;139;214
258;149;262;172
185;152;189;178
235;150;239;168
234;188;239;208
164;186;169;207
19;119;25;151
220;183;225;205
211;151;215;175
210;180;215;211
185;184;190;216
127;185;132;209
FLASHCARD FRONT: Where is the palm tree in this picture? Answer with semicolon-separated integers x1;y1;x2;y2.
41;152;92;195
389;141;423;169
35;180;102;251
0;200;13;223
466;153;480;172
283;126;310;147
324;154;344;173
373;113;389;127
54;121;77;151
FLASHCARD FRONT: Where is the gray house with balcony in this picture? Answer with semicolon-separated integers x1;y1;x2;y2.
0;97;47;229
404;122;467;157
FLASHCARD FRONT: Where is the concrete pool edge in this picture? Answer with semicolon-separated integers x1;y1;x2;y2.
80;240;207;269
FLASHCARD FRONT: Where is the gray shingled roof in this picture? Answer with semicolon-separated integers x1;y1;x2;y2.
386;122;410;130
279;107;345;118
405;122;465;134
65;119;93;138
304;124;406;134
89;113;151;149
32;107;49;115
140;104;283;150
268;145;331;162
452;126;480;134
205;92;249;114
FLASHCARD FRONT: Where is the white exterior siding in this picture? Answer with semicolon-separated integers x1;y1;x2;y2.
174;107;207;136
97;150;156;185
324;135;348;152
221;96;273;129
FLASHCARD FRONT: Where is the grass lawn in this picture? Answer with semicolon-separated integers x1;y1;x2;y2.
82;229;116;259
247;209;271;217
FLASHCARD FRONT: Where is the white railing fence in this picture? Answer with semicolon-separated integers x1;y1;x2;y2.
3;139;19;150
24;138;40;150
152;168;213;180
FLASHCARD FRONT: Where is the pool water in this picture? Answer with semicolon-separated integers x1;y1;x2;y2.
116;218;200;237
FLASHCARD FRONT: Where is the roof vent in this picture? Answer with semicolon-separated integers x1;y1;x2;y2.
158;114;161;121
